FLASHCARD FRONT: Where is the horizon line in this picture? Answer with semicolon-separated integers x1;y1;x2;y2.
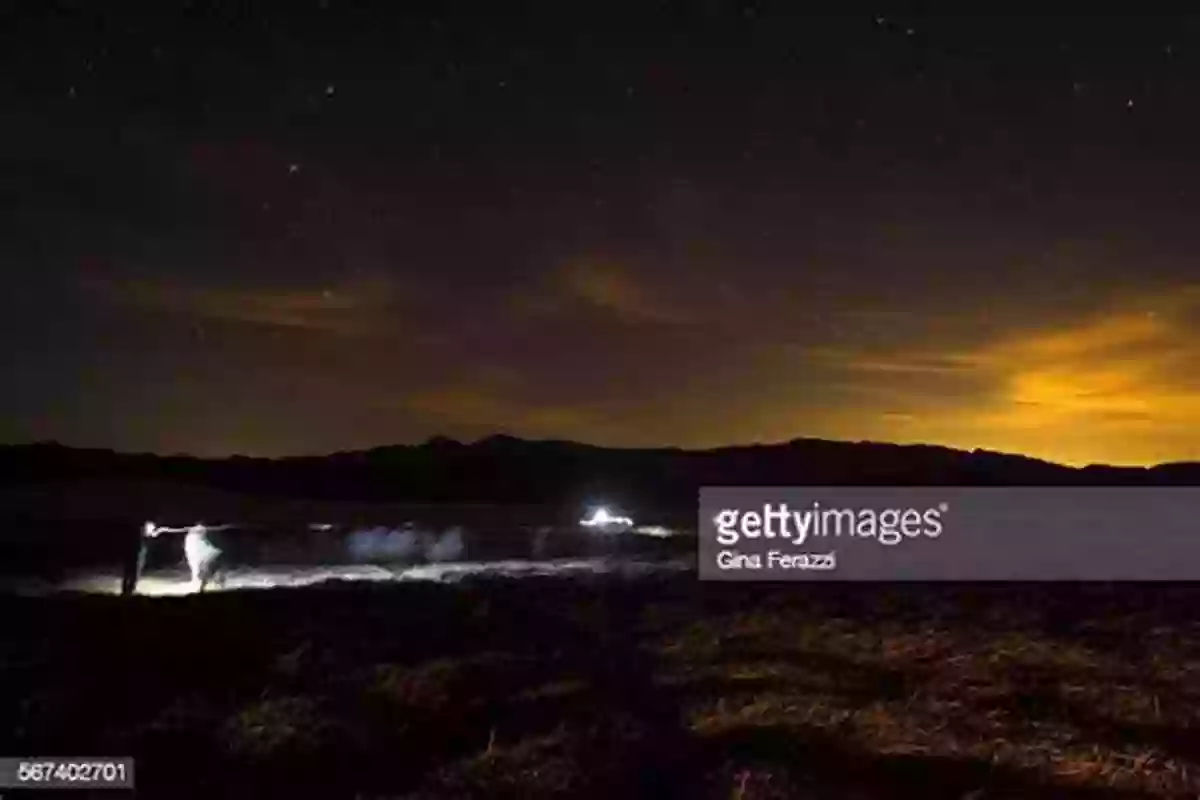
2;434;1197;473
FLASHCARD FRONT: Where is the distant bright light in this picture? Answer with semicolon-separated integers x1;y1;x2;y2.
580;506;634;530
633;525;674;538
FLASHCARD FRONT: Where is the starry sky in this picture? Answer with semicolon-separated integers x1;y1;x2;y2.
6;7;1200;466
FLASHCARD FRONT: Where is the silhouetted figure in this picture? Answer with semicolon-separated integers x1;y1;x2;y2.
120;520;155;596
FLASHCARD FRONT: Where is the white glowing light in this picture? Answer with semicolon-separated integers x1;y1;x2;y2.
580;506;634;530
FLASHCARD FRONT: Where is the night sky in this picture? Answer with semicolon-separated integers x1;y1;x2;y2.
6;7;1200;466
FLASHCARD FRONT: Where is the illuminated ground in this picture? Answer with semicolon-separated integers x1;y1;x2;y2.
23;556;694;597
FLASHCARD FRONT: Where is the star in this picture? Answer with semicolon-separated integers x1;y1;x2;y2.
288;163;301;175
325;84;336;97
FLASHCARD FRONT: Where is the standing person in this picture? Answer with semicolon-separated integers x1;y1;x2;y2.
121;520;156;596
184;522;231;592
145;521;234;593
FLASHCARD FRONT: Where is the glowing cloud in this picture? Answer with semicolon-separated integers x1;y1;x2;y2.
518;261;694;326
815;287;1200;465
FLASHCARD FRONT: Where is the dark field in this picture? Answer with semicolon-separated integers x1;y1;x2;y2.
4;578;1200;799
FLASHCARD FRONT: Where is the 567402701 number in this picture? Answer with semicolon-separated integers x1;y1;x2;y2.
0;757;135;789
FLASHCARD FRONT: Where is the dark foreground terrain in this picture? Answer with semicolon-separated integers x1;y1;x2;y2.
4;578;1200;799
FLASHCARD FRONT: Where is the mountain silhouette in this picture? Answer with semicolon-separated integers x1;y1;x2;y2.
1;436;1197;522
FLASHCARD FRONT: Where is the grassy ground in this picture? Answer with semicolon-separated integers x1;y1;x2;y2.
3;578;1200;798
